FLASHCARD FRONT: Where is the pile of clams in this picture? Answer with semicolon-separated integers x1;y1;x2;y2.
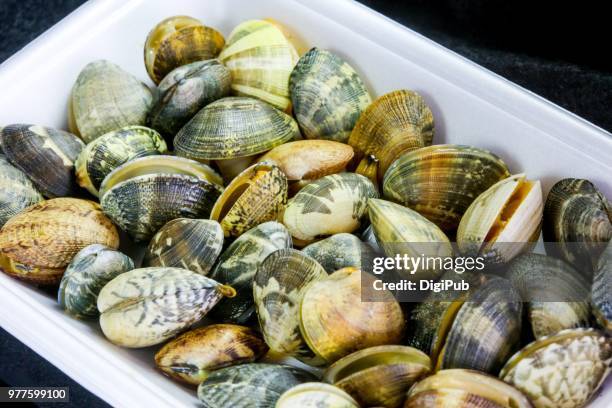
0;12;610;408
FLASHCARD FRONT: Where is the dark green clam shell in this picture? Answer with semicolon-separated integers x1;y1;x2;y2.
302;233;375;274
0;154;43;227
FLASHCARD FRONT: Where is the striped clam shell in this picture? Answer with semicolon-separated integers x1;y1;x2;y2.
0;154;43;227
58;244;134;319
302;233;375;274
277;383;359;408
383;144;511;233
97;267;235;348
289;48;371;142
593;241;612;334
75;125;167;197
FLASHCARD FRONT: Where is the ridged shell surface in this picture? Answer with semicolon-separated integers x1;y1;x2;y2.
593;241;612;334
302;233;375;274
277;383;359;408
0;155;43;226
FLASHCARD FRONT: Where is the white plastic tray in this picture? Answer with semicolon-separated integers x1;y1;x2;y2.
0;0;610;407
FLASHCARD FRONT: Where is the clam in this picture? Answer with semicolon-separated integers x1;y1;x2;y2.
58;244;134;319
98;267;235;348
1;124;84;198
543;178;612;273
383;144;511;233
323;345;431;408
147;59;231;142
210;162;287;237
253;249;327;361
348;90;434;183
405;369;533;408
592;241;612;334
219;19;299;111
257;140;354;194
197;363;316;408
208;222;292;324
99;155;223;241
508;253;590;339
154;324;268;385
144;16;225;84
500;328;612;408
277;383;359;408
143;219;223;275
0;154;43;227
302;233;376;274
70;60;153;143
0;198;119;284
457;174;543;264
300;267;405;363
290;48;371;142
283;173;378;245
75;125;167;197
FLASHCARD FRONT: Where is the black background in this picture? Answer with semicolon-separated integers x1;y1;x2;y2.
0;0;610;406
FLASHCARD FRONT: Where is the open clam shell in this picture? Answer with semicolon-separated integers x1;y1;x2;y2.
277;383;359;408
593;241;612;334
302;233;375;274
290;47;371;142
0;154;43;227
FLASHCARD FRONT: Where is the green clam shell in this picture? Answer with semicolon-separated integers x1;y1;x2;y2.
0;154;43;227
58;244;134;319
302;233;375;274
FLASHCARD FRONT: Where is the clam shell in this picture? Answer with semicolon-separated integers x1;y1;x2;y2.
383;144;511;233
457;174;543;264
0;198;119;284
154;324;268;385
300;267;405;363
98;267;235;348
302;233;375;274
148;59;231;142
405;369;533;408
348;90;434;183
174;96;300;161
70;60;153;143
507;253;591;339
323;345;431;408
58;244;134;319
283;173;378;244
197;363;316;408
277;383;359;408
253;249;327;360
209;221;292;324
143;218;223;275
500;329;612;408
0;154;43;227
144;16;225;84
75;125;167;197
219;20;299;111
290;48;371;142
210;162;287;237
99;155;223;242
593;241;612;334
1;124;84;198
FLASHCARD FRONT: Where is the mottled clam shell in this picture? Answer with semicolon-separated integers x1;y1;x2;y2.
348;90;434;183
300;267;405;363
302;233;375;274
253;249;327;361
0;155;43;226
99;155;223;242
219;20;299;111
323;345;431;408
154;324;268;385
209;222;292;324
144;16;225;84
543;178;612;272
277;383;359;408
143;219;223;275
593;241;612;334
283;173;378;244
148;59;231;142
406;369;534;408
70;60;152;143
0;198;119;284
383;144;511;233
1;124;84;198
175;96;300;161
500;329;612;408
290;48;371;142
58;244;133;319
457;174;543;264
75;125;167;196
197;363;316;408
98;267;234;348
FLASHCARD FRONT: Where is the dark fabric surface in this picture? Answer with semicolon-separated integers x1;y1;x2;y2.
0;1;609;407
